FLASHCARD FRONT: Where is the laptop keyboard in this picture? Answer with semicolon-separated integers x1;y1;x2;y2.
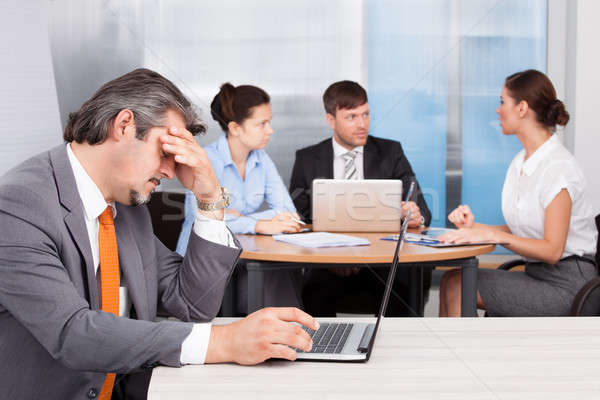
297;323;353;354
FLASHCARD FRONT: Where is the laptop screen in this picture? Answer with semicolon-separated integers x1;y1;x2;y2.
311;179;403;232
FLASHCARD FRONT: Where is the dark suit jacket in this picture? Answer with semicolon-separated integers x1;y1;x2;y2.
0;145;241;400
289;136;431;224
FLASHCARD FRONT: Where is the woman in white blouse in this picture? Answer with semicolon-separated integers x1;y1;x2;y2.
438;69;597;317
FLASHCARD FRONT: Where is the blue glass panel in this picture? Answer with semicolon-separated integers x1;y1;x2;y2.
367;0;546;254
367;0;452;227
461;1;546;253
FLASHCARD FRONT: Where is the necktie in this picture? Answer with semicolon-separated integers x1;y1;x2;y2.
343;151;358;180
98;207;119;400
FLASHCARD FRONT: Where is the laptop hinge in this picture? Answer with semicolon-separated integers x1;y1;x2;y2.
357;324;375;353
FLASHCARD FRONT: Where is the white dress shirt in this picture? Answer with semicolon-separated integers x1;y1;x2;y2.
66;144;235;365
332;137;364;179
501;135;597;260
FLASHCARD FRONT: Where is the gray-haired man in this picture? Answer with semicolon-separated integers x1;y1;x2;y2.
0;68;317;400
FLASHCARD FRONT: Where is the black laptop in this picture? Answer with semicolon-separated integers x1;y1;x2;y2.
295;208;412;362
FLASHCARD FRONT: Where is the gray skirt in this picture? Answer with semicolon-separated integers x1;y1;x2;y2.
478;256;598;317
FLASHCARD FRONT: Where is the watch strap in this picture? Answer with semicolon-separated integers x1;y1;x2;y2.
196;186;230;211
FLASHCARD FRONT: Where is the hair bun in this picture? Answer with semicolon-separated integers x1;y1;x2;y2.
544;99;570;126
210;82;236;131
218;83;236;121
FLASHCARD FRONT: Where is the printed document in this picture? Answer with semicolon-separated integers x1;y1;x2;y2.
273;232;370;248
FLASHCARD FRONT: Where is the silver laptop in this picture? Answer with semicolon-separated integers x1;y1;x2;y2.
312;179;403;232
296;207;412;362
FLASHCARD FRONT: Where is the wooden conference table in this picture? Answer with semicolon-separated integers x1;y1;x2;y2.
234;232;495;317
149;317;600;399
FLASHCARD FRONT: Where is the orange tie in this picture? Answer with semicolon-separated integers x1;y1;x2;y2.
98;207;120;400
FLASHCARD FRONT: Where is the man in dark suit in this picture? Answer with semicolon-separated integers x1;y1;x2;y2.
289;80;432;317
0;69;317;400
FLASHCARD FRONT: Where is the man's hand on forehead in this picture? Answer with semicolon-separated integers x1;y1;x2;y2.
159;125;221;203
159;126;196;161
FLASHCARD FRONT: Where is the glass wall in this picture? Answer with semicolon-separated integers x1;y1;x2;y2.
460;0;547;228
50;0;547;249
367;0;547;252
50;0;366;191
367;0;452;225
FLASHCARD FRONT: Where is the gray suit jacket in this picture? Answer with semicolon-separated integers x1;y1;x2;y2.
0;145;241;399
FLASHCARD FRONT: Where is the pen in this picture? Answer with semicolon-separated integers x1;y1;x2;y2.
277;212;306;225
292;217;306;225
404;180;416;203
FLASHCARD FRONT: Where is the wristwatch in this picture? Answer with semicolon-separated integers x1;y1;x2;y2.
196;186;230;211
419;215;426;227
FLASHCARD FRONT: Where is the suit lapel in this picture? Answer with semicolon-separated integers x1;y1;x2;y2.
363;137;379;179
115;206;149;320
315;138;334;178
49;145;99;309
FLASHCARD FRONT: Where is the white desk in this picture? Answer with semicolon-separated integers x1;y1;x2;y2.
149;317;600;399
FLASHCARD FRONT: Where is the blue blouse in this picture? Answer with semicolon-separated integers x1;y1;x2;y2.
175;134;297;255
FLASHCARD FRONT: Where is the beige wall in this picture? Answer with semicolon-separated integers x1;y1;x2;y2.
548;0;600;214
571;0;600;214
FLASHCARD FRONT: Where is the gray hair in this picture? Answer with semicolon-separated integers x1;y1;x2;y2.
63;68;205;144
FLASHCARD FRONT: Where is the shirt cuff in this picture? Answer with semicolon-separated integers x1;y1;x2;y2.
225;213;258;234
193;210;237;248
180;323;212;365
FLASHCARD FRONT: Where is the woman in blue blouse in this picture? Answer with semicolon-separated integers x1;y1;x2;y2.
176;83;302;314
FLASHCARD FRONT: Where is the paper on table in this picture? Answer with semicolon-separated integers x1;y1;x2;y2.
381;229;507;247
273;232;370;248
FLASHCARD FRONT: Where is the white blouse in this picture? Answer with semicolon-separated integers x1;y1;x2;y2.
501;134;597;260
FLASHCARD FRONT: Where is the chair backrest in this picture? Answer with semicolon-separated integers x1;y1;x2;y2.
146;191;186;252
596;214;600;268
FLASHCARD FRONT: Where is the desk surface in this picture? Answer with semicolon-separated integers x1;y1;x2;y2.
149;317;600;400
236;232;495;263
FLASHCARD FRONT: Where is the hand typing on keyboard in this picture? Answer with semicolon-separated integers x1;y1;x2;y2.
205;307;319;365
298;323;354;354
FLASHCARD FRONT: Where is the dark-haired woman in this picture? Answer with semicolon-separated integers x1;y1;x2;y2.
176;83;302;313
439;69;597;317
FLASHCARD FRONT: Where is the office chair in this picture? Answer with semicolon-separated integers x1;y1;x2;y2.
492;214;600;316
146;191;186;251
146;191;237;316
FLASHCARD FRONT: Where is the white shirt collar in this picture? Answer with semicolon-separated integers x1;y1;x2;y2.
332;136;364;158
66;144;117;221
520;134;560;176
